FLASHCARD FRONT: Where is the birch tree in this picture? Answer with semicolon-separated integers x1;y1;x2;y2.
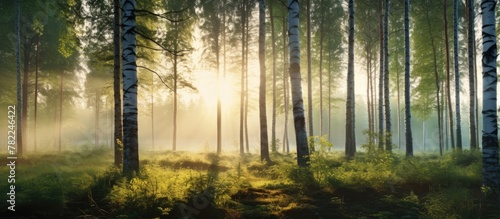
122;0;139;175
480;0;500;188
288;0;310;166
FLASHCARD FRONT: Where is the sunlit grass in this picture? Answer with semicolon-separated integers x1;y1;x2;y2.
0;146;496;218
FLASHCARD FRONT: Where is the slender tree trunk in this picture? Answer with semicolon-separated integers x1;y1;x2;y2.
269;0;277;153
366;45;372;143
34;36;39;152
378;0;385;150
122;0;139;175
384;0;392;151
319;25;324;138
480;0;500;187
467;0;477;149
283;16;289;154
240;0;246;155
217;20;222;154
151;81;154;151
405;0;413;156
59;73;64;151
222;0;227;153
113;0;123;167
245;7;250;153
16;0;22;155
95;92;99;147
432;41;444;156
454;0;462;150
306;0;314;140
288;0;310;166
259;0;271;162
328;44;332;144
173;55;178;151
345;0;356;157
22;39;30;153
444;0;456;150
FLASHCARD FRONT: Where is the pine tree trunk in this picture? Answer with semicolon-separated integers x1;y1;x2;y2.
259;0;271;162
269;0;277;153
122;0;139;175
378;0;385;150
444;0;456;150
173;54;178;151
288;0;310;166
217;5;222;154
240;0;245;155
113;0;123;167
454;0;462;150
306;0;314;140
345;0;356;157
283;16;289;154
16;0;22;155
467;0;477;149
245;10;250;153
404;0;413;156
319;25;324;138
384;0;392;151
59;73;64;151
480;0;500;187
34;36;39;152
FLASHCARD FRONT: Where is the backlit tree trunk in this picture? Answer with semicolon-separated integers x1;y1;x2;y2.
444;0;455;150
259;0;271;162
404;0;413;156
345;0;356;157
384;0;392;151
467;0;477;149
113;0;123;168
270;0;277;153
453;0;462;150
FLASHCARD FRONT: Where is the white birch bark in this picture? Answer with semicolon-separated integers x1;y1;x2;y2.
122;0;139;175
481;0;500;187
288;0;309;166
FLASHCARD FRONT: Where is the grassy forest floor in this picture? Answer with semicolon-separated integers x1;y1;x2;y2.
1;144;499;219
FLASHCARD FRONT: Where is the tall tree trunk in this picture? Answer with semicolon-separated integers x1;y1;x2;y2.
378;0;385;150
217;5;222;154
270;0;277;153
240;0;246;155
151;80;154;151
221;0;227;153
34;36;39;152
328;43;333;144
404;0;413;156
283;16;289;154
95;92;100;147
122;0;139;175
425;7;444;155
288;0;310;166
16;0;22;155
345;0;356;157
306;0;314;140
245;8;250;153
22;40;30;153
366;45;372;144
259;0;271;162
454;0;462;150
173;55;178;151
480;0;500;187
59;73;64;151
444;0;456;150
384;0;392;151
467;0;477;149
113;0;123;167
319;24;324;138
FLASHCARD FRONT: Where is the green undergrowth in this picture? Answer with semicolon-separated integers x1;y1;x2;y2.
0;145;497;218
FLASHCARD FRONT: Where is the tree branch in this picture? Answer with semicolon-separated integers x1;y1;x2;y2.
137;65;172;91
